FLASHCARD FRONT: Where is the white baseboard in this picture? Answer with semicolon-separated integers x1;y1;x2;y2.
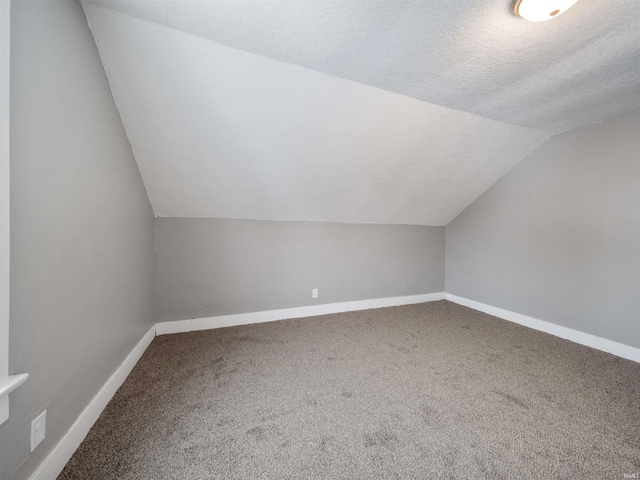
155;292;446;336
446;293;640;363
30;326;156;480
28;291;638;479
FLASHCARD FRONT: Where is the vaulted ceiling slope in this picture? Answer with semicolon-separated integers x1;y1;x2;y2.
84;0;640;134
82;3;549;225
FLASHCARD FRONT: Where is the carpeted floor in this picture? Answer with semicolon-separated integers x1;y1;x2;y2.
59;301;640;479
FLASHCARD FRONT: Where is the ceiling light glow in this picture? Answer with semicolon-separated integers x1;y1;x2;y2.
511;0;580;22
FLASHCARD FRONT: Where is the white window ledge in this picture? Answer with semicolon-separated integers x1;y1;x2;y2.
0;374;29;424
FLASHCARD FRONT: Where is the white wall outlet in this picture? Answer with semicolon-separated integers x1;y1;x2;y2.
30;410;46;452
312;288;318;298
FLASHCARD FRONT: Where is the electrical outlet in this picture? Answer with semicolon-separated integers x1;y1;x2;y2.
30;410;46;452
312;288;318;298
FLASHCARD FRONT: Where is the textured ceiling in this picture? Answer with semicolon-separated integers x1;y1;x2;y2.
83;0;640;134
82;4;549;225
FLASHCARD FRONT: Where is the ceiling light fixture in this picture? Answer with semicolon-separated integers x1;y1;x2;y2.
511;0;580;22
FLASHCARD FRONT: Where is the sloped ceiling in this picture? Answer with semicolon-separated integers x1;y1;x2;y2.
79;1;638;225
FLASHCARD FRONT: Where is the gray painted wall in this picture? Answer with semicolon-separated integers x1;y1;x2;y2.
155;218;445;322
0;1;155;479
446;110;640;349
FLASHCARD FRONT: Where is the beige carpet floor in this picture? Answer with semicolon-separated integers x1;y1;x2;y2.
59;301;640;479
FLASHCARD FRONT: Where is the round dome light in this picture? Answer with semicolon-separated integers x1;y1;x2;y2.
511;0;580;22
